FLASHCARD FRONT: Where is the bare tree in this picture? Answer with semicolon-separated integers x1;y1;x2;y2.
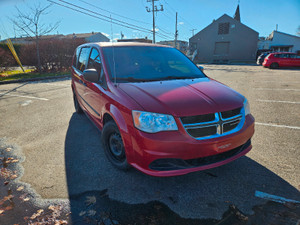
11;3;60;72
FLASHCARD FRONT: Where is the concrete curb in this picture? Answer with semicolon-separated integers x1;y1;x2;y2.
0;74;71;85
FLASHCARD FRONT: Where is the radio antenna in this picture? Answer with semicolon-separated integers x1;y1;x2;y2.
110;15;117;86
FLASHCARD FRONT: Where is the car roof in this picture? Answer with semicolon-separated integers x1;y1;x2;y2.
80;41;172;48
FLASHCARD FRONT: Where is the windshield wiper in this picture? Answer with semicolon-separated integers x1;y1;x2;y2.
116;77;147;82
161;76;196;81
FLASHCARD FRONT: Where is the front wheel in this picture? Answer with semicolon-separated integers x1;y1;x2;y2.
101;121;130;170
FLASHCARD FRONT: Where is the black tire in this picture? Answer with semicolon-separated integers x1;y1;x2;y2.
101;121;130;170
270;62;279;69
73;92;83;114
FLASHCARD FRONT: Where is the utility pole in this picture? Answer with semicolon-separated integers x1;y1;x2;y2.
190;29;196;36
174;12;178;49
146;0;163;43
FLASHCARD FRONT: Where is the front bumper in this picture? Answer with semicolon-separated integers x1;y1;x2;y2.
262;61;270;67
126;114;255;177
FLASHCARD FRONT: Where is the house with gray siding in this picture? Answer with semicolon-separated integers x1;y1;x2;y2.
189;6;258;63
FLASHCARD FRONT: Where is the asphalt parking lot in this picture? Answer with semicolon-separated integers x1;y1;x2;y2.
0;65;299;224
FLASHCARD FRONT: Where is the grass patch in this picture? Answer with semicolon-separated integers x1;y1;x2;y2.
0;70;70;82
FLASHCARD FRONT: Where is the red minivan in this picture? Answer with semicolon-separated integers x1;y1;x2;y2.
263;52;300;69
71;42;255;177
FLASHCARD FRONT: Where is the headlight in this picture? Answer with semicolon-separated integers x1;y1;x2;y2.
244;98;250;116
132;110;178;133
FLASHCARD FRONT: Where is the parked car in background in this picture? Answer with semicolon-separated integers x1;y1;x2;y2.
263;52;300;69
71;42;255;177
256;52;270;65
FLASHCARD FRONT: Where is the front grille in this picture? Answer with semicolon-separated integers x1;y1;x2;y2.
180;107;243;140
181;113;215;125
221;107;241;119
187;126;217;138
149;139;251;171
223;119;241;132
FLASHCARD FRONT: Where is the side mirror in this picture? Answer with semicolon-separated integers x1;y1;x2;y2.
197;65;204;72
83;69;99;83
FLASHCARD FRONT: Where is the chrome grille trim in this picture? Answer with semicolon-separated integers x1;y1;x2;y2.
180;107;244;140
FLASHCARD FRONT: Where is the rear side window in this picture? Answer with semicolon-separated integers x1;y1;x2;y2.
77;47;90;72
289;54;297;58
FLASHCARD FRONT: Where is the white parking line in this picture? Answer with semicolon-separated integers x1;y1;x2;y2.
0;92;49;101
254;88;300;91
255;122;300;130
259;81;300;84
257;99;300;104
44;83;70;87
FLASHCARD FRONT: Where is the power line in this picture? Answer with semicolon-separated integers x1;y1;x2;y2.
78;0;151;25
156;26;173;36
48;0;173;39
57;0;150;32
163;0;196;29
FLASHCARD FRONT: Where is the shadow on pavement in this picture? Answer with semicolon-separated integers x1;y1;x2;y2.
65;113;300;225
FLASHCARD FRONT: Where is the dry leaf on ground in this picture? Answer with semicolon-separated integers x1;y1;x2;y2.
10;174;18;180
87;210;96;216
17;186;24;191
85;196;96;206
79;211;86;216
23;197;30;202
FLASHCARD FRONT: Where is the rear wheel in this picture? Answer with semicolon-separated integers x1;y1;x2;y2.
101;121;130;170
73;92;83;114
270;62;279;69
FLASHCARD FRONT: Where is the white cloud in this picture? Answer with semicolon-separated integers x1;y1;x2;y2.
179;22;184;25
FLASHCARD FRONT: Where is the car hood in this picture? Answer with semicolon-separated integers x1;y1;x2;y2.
118;78;244;117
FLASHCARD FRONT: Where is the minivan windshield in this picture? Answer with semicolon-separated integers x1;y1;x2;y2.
102;46;206;83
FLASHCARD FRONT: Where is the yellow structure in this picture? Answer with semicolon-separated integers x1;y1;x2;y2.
6;39;25;72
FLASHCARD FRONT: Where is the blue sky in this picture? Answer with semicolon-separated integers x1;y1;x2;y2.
0;0;299;42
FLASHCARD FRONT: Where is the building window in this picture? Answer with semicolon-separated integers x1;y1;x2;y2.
218;23;229;34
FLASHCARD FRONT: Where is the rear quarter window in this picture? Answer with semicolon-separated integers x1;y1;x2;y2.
77;47;90;72
73;47;81;68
